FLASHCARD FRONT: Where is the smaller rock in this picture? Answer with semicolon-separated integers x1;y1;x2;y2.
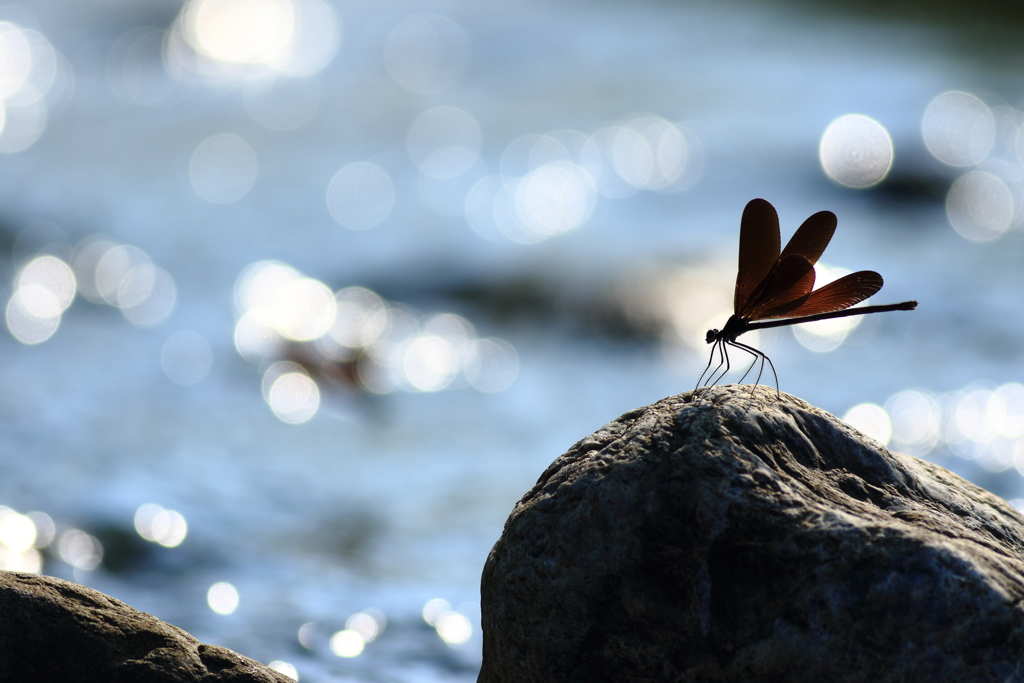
0;570;292;683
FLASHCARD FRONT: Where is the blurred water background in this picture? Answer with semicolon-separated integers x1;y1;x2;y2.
3;0;1024;680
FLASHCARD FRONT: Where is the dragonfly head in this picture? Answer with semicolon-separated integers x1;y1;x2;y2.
705;328;719;344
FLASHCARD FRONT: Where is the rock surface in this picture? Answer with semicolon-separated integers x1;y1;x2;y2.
478;385;1024;683
0;570;292;683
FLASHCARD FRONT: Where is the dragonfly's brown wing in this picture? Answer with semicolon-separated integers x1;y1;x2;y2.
741;254;816;320
779;210;837;268
734;199;780;315
762;270;883;319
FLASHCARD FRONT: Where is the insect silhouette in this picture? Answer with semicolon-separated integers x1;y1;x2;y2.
697;198;917;394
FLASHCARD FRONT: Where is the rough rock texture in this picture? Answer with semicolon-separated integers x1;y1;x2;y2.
0;570;292;683
478;385;1024;683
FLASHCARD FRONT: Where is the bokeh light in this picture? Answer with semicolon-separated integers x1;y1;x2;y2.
819;114;894;188
329;629;364;657
922;91;995;167
0;21;66;153
169;0;340;83
791;265;864;352
134;503;189;547
208;581;239;614
945;171;1014;241
58;529;103;571
346;610;386;643
0;507;42;573
843;403;892;445
5;254;76;344
267;661;298;681
265;365;321;424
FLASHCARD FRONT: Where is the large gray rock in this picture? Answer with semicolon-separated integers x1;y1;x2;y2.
0;570;292;683
478;385;1024;682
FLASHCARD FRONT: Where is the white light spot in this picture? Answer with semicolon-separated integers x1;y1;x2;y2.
922;91;995;166
267;370;320;424
121;265;177;327
946;171;1013;241
58;530;102;570
18;256;76;313
819;114;894;188
435;611;472;646
134;503;189;548
403;335;458;391
234;309;285;363
326;162;394;230
234;260;301;315
515;161;595;240
268;661;298;681
422;598;451;625
0;511;37;552
271;278;336;341
885;389;941;456
328;287;389;349
345;611;385;643
994;383;1024;438
6;285;61;344
189;0;295;66
189;133;258;204
329;630;364;657
843;403;892;445
208;581;239;615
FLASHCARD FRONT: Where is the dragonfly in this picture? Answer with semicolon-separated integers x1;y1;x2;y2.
697;198;917;394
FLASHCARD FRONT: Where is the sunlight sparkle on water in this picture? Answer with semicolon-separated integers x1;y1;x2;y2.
0;21;66;153
819;114;893;188
848;382;1024;471
843;403;892;445
5;255;76;344
267;661;298;681
922;91;995;167
945;171;1014;241
329;629;364;657
346;609;386;643
233;261;518;408
266;367;321;424
0;507;43;572
58;529;103;571
208;581;239;614
171;0;339;83
71;236;176;327
134;503;189;547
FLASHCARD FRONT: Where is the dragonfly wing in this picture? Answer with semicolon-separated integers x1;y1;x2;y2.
768;270;884;318
734;199;781;315
779;210;837;267
741;254;817;319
